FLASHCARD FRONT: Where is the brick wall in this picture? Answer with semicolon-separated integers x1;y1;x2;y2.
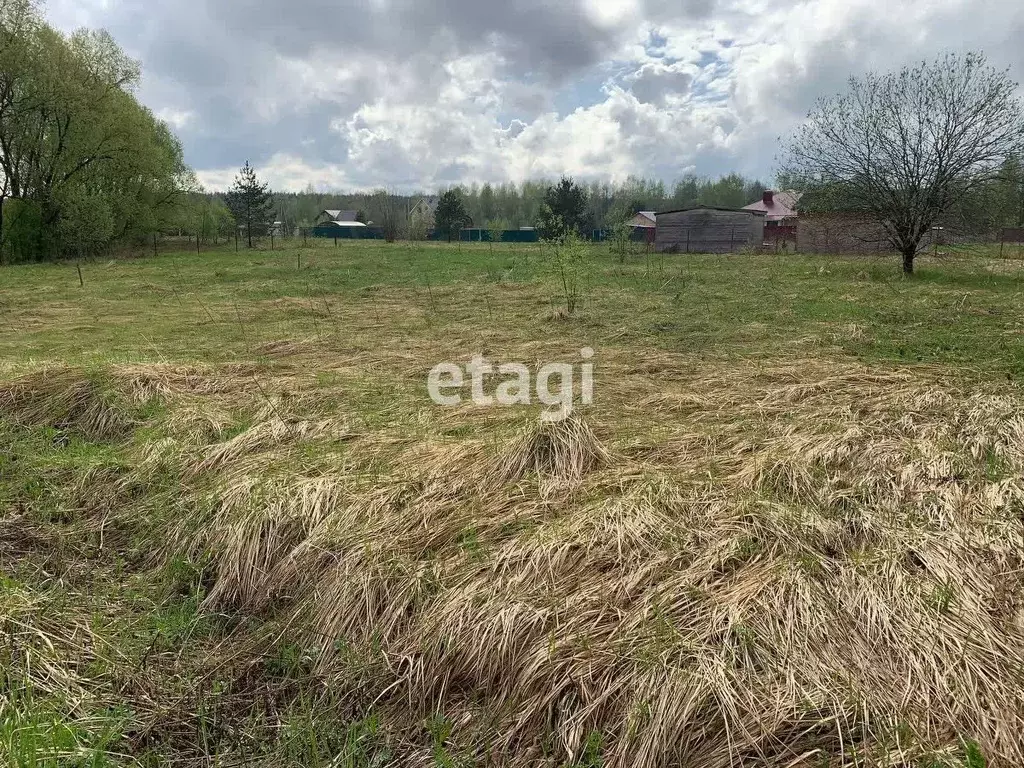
799;213;893;254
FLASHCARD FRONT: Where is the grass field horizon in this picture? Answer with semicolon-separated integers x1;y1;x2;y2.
4;240;1024;766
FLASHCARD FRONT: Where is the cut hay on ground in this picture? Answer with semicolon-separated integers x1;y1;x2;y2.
7;356;1024;766
0;362;272;440
133;360;1024;766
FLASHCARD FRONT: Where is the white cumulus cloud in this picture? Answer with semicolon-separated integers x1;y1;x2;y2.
42;0;1024;191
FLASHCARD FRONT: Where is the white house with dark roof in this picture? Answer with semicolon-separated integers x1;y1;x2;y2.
409;196;439;227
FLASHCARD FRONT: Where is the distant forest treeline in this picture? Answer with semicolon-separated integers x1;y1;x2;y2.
190;174;770;237
175;156;1024;245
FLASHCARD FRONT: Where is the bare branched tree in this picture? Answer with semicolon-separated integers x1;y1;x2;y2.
370;189;404;243
784;52;1024;274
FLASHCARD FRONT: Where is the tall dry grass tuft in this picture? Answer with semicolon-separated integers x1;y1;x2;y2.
162;401;235;444
495;411;610;486
0;367;135;439
110;362;268;400
193;476;353;611
189;417;347;477
0;363;265;440
0;582;109;710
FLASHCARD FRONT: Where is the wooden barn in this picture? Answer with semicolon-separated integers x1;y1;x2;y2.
655;206;766;253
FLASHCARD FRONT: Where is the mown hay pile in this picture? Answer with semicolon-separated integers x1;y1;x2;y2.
5;358;1024;766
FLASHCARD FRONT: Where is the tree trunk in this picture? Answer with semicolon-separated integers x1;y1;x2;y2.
902;248;915;275
39;197;60;261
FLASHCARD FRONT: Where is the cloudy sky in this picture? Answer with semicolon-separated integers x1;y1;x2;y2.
43;0;1024;193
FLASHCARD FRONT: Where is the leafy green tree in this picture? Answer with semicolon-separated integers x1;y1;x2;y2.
479;183;497;223
58;191;114;256
225;162;274;248
549;230;591;316
538;176;589;240
211;198;236;242
609;220;632;263
0;197;40;264
435;189;470;242
666;174;768;213
0;0;193;260
174;193;234;245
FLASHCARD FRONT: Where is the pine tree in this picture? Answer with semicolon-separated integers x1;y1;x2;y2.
538;177;589;240
435;189;470;242
225;161;274;248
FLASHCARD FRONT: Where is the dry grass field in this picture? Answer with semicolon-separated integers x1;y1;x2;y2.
4;240;1024;766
